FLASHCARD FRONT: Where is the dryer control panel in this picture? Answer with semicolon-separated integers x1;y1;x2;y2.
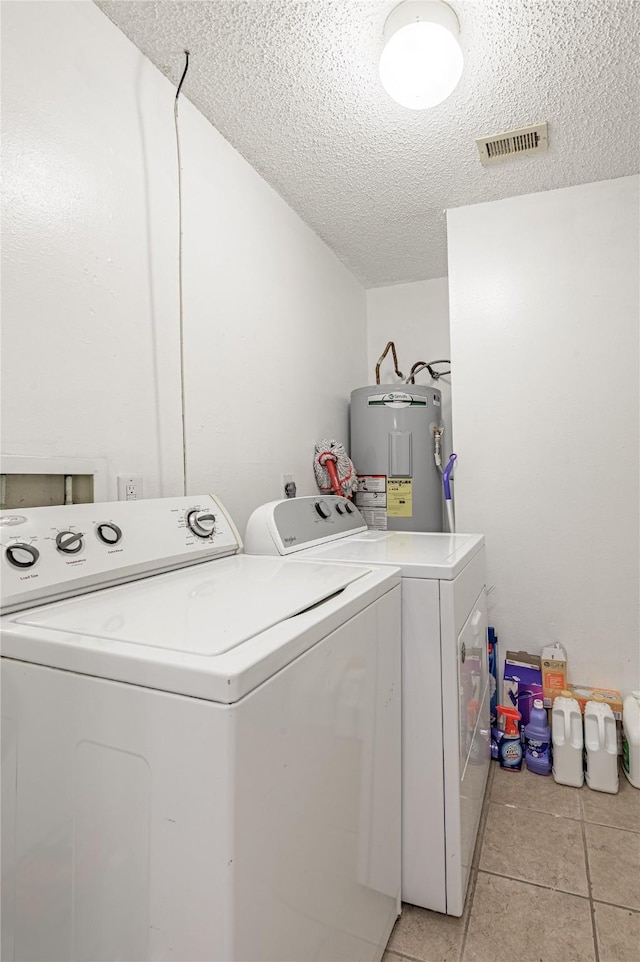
0;495;241;614
244;496;367;556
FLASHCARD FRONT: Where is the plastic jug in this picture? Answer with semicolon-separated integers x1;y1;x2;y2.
552;691;584;787
622;691;640;789
584;698;619;794
524;699;551;775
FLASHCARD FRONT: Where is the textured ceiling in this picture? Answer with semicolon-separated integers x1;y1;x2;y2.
95;0;640;287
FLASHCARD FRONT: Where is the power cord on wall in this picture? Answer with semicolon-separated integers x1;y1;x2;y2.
174;50;190;496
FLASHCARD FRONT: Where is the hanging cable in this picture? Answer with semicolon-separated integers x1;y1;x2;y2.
374;342;451;384
174;50;190;496
405;359;451;383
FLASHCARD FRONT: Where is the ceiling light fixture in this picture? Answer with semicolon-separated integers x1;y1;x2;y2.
379;0;463;110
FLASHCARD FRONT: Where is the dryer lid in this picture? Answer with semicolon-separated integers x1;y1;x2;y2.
296;531;485;580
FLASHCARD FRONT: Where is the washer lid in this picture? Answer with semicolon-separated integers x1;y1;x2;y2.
294;531;484;579
1;554;398;703
11;555;364;655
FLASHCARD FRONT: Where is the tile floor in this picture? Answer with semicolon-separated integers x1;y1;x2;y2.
384;763;640;962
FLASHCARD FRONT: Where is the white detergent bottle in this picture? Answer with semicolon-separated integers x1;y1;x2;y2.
552;691;584;787
622;691;640;789
584;698;619;794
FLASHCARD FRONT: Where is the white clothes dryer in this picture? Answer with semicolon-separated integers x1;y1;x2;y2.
245;495;490;917
1;495;401;962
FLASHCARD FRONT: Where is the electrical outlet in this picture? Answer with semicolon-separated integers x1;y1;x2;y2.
117;475;143;501
282;474;296;499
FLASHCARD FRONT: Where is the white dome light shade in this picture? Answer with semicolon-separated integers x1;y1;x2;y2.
379;1;464;110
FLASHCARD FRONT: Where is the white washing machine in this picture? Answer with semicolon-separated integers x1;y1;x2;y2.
245;495;490;917
0;495;401;962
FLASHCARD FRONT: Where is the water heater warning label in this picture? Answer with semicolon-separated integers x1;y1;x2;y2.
387;479;413;517
355;476;387;529
356;475;386;494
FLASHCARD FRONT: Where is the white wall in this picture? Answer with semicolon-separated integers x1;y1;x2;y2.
366;277;453;464
180;97;365;530
1;0;183;499
1;1;366;534
447;176;640;693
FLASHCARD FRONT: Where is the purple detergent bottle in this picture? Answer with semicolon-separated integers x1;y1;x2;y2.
524;699;552;775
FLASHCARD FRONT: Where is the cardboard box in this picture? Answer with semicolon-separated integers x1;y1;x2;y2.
503;651;543;728
541;654;568;708
567;684;623;721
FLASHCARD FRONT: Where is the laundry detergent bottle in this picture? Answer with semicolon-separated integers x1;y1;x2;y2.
524;699;552;775
585;698;619;794
622;691;640;789
496;705;523;771
552;691;584;787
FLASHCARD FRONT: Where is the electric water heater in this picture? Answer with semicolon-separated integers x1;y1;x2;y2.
350;384;444;532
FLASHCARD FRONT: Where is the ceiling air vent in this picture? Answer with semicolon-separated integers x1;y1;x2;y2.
476;122;548;167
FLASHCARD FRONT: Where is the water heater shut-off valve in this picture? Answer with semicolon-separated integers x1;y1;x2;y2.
432;424;444;472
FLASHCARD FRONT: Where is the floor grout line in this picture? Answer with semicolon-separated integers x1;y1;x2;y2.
578;783;586;821
582;817;640;836
460;763;494;960
487;777;584;814
458;868;478;962
461;764;495;961
471;769;493;869
487;799;584;821
477;867;591;900
580;810;600;962
385;948;434;962
591;898;640;913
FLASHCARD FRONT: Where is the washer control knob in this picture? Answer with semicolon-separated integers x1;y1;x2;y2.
5;543;40;569
56;531;84;554
97;522;123;546
187;510;216;539
344;502;354;514
314;500;332;519
335;502;345;515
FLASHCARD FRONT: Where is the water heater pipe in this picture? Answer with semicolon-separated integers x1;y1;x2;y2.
375;341;404;384
404;360;451;383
